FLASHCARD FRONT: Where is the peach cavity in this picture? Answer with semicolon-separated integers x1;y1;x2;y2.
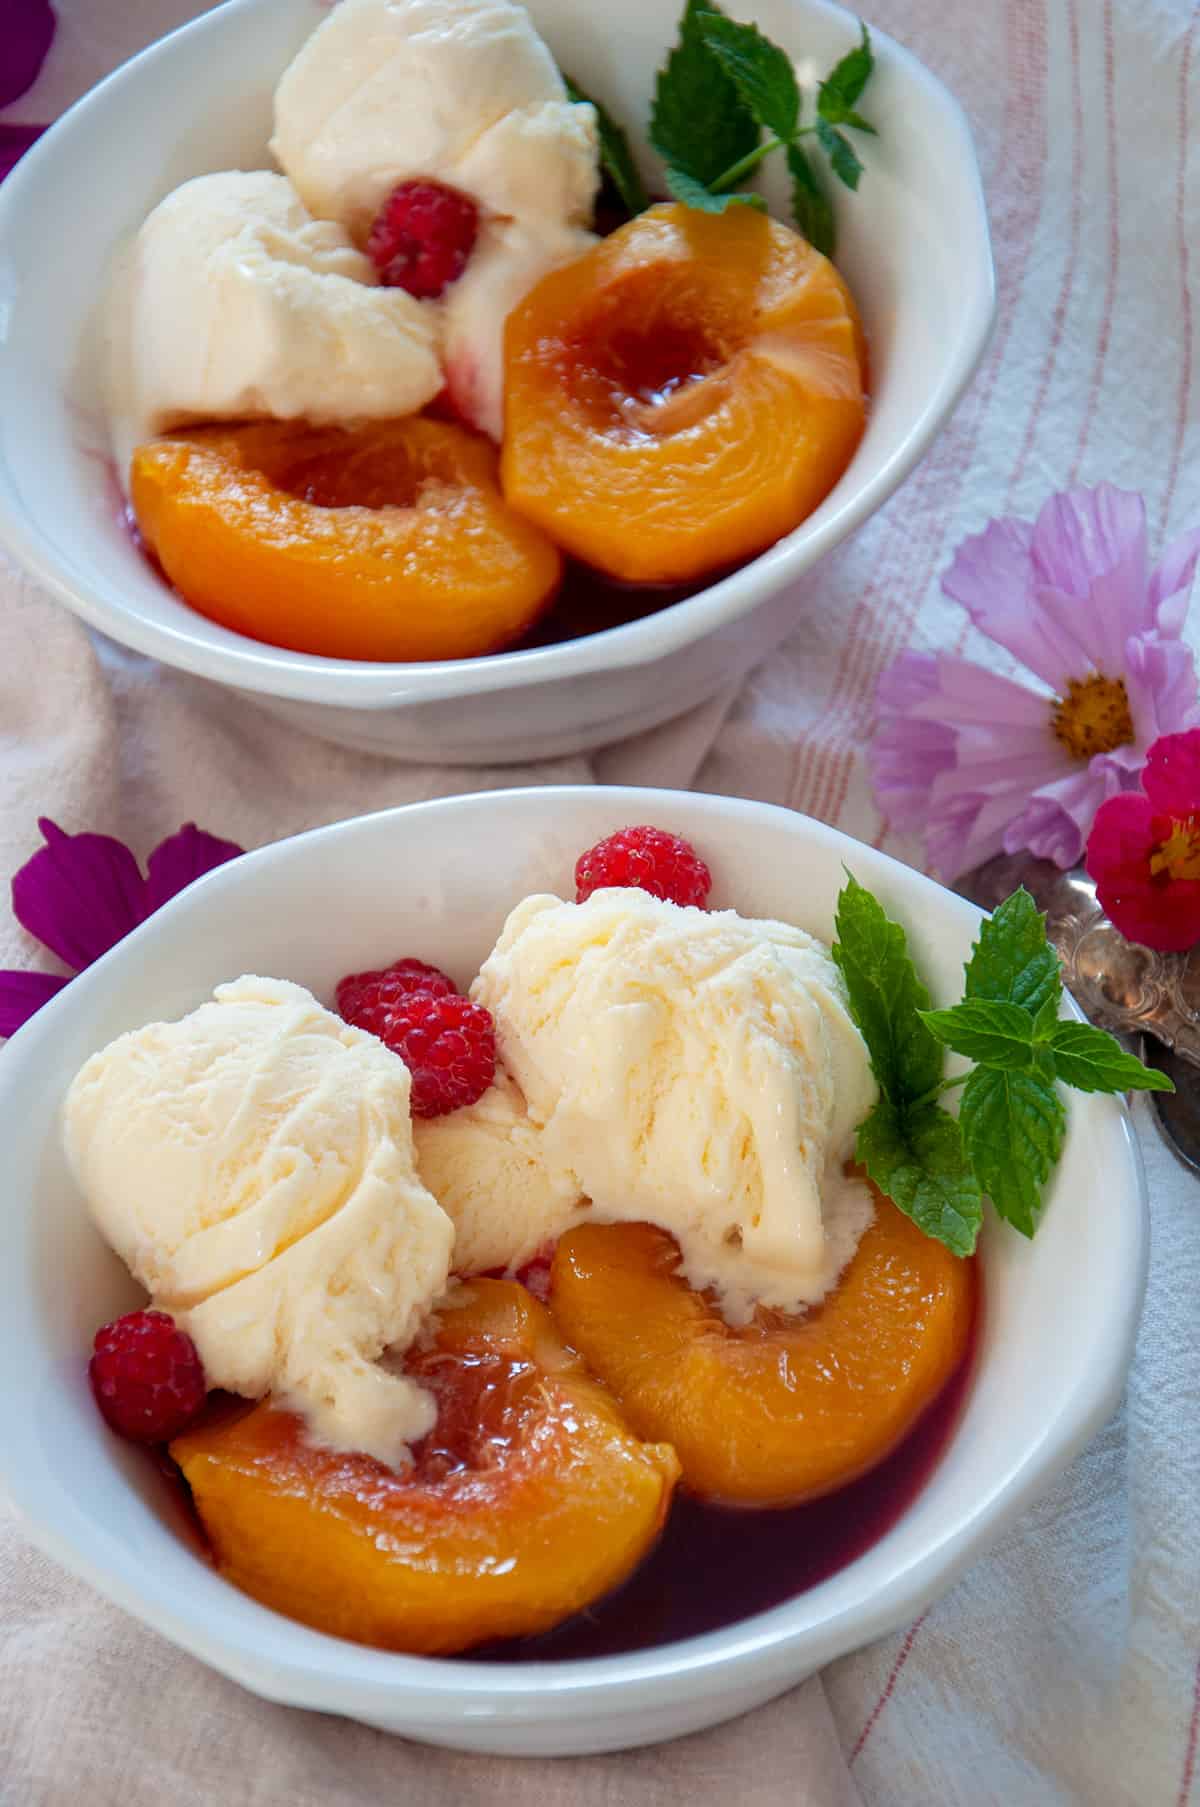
130;418;562;662
500;203;868;585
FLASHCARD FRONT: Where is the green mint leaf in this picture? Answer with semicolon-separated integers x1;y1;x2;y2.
918;999;1038;1070
832;874;944;1106
650;0;760;187
664;165;767;212
1048;1021;1176;1094
1031;991;1060;1042
839;107;878;135
787;142;836;257
959;1067;1066;1237
817;21;875;120
857;1095;983;1257
963;888;1063;1018
816;116;864;190
697;14;801;143
564;75;649;217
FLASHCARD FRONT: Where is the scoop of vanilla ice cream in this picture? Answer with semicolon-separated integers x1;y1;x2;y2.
441;219;594;436
473;890;880;1321
115;170;441;456
271;0;599;241
64;976;453;1464
413;1065;588;1272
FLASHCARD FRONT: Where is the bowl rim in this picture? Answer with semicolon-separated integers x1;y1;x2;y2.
0;0;996;710
0;787;1146;1724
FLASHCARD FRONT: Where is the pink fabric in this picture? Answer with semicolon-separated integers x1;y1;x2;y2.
2;3;1199;1802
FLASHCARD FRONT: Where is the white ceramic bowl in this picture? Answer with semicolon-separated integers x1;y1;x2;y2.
0;788;1144;1755
0;0;993;765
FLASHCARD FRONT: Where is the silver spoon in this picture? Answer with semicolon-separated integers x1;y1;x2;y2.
954;852;1200;1172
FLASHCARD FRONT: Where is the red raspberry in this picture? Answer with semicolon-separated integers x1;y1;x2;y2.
366;180;479;299
336;957;457;1028
346;987;495;1117
575;825;712;908
89;1309;207;1443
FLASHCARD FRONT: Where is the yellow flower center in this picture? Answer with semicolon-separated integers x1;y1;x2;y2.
1052;674;1135;761
1150;817;1200;882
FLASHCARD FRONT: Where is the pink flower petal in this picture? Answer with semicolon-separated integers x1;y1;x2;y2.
1002;797;1082;868
0;969;69;1038
11;818;147;973
1003;763;1125;870
1;0;55;109
0;123;47;182
869;654;957;834
941;517;1076;689
1030;485;1149;612
926;789;1022;880
1149;526;1200;636
1142;729;1200;815
1122;635;1200;749
909;654;1054;730
144;824;244;913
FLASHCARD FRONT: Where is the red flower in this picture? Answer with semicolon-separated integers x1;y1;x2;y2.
1086;730;1200;951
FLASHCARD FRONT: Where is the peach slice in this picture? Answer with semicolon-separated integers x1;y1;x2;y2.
171;1280;679;1654
548;1186;975;1508
130;418;562;661
500;203;867;585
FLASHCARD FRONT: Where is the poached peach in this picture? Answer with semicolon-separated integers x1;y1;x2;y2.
501;203;867;584
171;1280;679;1654
130;418;562;662
548;1186;975;1508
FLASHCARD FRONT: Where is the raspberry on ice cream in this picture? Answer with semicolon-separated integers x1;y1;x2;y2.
338;981;496;1118
89;1309;207;1443
575;826;713;909
368;180;480;298
336;956;458;1026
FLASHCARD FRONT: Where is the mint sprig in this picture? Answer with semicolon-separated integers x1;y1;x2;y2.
565;75;650;218
566;7;878;254
699;14;801;143
834;880;1173;1256
649;0;760;191
701;17;877;252
833;876;983;1255
664;164;766;214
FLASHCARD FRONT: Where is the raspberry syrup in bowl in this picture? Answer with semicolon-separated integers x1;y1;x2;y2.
163;1268;980;1662
475;1281;981;1663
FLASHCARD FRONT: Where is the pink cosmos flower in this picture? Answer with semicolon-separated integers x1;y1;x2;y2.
1086;730;1200;952
0;0;56;181
870;484;1200;880
0;819;243;1038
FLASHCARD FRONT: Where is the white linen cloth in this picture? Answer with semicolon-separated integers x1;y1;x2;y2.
1;2;1198;1801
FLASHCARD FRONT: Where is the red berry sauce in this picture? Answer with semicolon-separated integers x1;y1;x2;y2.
473;1280;981;1663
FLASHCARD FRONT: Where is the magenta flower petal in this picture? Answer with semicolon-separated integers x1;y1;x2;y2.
144;824;244;913
0;123;47;182
0;969;69;1037
12;818;147;973
1;0;56;108
1142;729;1200;815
